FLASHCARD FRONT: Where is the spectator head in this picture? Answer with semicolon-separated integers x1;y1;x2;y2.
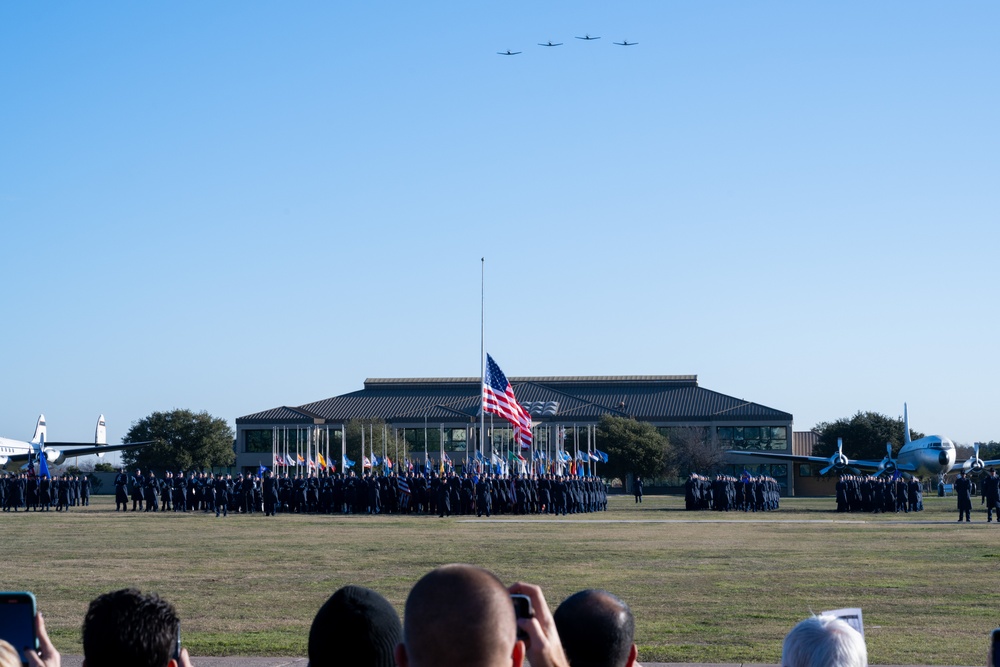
0;640;19;667
781;616;867;667
396;564;524;667
308;585;401;667
82;588;181;667
554;589;637;667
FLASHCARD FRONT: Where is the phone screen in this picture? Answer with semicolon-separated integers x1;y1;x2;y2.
0;592;38;665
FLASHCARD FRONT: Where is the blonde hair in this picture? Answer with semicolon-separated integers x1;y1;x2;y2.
0;639;22;667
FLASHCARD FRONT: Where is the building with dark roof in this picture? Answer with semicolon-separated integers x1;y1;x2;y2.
235;375;797;493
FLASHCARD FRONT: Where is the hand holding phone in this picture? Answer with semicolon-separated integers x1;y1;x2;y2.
0;592;38;666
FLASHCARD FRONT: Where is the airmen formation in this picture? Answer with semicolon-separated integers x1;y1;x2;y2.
1;473;91;512
835;474;924;514
684;474;781;512
94;468;611;517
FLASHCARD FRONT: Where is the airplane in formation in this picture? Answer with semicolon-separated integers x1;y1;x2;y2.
728;404;998;480
0;414;150;471
497;50;521;56
613;40;638;46
575;34;601;41
538;41;563;47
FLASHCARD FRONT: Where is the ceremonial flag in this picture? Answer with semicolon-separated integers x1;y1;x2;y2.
297;454;305;465
274;454;285;467
38;446;51;478
318;452;327;468
363;456;372;469
257;465;269;478
589;451;600;461
483;354;532;447
385;456;393;470
308;458;316;469
343;455;356;469
407;458;414;472
285;454;295;467
398;477;411;495
595;449;609;463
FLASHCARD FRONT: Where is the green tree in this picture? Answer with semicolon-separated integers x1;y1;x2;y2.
93;462;117;473
814;411;924;461
122;409;235;472
595;415;670;484
344;419;389;472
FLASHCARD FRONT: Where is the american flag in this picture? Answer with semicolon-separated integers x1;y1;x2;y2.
483;354;533;446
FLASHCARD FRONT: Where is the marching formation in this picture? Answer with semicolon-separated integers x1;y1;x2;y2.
103;468;610;518
835;474;924;514
684;474;781;512
1;473;91;512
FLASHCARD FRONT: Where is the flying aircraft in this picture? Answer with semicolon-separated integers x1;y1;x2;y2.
497;50;522;56
727;405;999;480
613;40;638;46
538;41;563;47
0;414;151;471
575;34;601;41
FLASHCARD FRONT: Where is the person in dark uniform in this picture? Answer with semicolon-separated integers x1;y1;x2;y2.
113;468;128;511
143;471;160;512
215;473;230;517
633;476;644;504
981;468;1000;522
130;468;145;512
955;471;973;522
263;470;279;516
173;471;187;512
476;473;492;518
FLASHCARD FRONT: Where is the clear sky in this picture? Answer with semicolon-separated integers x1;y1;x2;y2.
2;1;997;451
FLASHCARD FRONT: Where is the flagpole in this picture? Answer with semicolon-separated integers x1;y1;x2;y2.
480;257;485;468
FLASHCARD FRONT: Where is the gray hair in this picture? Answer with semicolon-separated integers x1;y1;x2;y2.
781;616;867;667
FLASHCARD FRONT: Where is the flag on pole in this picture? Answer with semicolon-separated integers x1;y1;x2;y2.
363;456;372;469
343;455;355;469
274;454;285;467
285;454;295;467
257;464;268;478
318;452;327;468
483;354;532;447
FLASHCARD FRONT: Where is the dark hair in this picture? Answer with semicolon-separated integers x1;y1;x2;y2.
308;585;401;667
554;589;635;667
82;588;180;667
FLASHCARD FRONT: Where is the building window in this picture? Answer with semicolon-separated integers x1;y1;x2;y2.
244;430;273;453
799;464;812;477
718;425;788;451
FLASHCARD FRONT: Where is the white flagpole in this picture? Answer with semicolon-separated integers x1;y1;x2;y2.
341;424;346;472
480;257;485;469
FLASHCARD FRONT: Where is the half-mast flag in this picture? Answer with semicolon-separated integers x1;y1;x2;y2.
483;354;532;447
318;452;327;468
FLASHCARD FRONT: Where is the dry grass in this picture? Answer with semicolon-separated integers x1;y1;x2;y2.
4;493;998;663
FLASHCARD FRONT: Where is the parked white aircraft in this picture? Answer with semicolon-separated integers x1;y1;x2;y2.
728;404;998;479
0;414;149;471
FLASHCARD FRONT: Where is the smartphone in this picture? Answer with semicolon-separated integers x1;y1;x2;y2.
511;593;534;620
0;592;38;666
174;620;182;661
990;627;1000;667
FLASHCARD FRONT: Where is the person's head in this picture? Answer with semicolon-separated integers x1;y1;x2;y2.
0;639;19;667
781;616;867;667
82;588;181;667
554;589;637;667
396;564;523;667
308;585;401;667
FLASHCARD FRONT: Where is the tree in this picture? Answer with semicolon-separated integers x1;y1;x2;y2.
122;409;235;472
814;411;924;461
344;419;389;471
668;426;726;475
93;462;117;473
595;415;669;484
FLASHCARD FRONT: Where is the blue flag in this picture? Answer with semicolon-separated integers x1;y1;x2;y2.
257;464;269;478
38;443;51;478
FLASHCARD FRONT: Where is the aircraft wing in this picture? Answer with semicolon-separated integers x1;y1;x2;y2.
726;450;912;474
5;441;152;464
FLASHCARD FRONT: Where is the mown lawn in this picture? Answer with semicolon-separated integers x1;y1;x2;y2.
4;493;997;664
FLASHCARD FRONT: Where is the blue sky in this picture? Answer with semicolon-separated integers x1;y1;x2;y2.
2;1;997;450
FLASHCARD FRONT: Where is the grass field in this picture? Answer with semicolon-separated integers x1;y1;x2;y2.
5;493;999;664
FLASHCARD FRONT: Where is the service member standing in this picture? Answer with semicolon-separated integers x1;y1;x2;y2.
981;468;1000;522
955;471;973;522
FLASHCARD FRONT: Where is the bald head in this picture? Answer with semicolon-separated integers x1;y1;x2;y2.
399;564;518;667
554;590;635;667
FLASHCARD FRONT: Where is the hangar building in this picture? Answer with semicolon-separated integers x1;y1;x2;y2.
236;375;798;494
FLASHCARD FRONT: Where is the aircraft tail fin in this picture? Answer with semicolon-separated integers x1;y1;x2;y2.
31;414;47;444
95;414;107;449
903;403;911;446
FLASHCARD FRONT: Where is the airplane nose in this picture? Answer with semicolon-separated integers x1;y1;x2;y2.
939;451;951;466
